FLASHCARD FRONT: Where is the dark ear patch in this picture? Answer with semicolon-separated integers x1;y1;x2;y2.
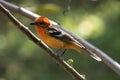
39;22;45;25
37;22;47;28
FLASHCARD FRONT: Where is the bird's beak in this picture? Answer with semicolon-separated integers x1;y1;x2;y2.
30;22;36;25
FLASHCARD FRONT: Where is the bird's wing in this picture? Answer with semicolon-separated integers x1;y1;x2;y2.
47;25;84;48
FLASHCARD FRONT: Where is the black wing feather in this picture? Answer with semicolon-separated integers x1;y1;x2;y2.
47;28;61;37
47;27;74;43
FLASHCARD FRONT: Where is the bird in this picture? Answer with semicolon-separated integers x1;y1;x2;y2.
30;16;102;61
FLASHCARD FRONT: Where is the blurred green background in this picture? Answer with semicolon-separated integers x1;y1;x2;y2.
0;0;120;80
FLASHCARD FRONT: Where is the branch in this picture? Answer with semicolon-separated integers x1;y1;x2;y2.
0;3;86;80
0;0;120;76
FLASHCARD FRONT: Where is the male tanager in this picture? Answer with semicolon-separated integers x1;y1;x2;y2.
30;16;101;61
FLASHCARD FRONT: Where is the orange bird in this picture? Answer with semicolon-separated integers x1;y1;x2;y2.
30;16;101;61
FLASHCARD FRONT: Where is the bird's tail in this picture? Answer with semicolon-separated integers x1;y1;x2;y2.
71;42;102;61
81;48;102;61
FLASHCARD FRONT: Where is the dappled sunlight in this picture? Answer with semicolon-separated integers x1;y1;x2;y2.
20;0;37;12
78;21;94;36
41;3;61;12
37;3;62;14
77;15;104;39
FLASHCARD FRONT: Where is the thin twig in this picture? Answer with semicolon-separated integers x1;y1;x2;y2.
0;3;86;80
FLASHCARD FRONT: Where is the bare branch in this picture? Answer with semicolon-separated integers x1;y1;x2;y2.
0;0;120;76
0;3;86;80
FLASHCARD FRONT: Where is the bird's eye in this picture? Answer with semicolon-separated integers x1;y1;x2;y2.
38;22;47;28
39;22;45;25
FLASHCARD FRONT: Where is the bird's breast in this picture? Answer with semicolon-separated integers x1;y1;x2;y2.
35;26;65;49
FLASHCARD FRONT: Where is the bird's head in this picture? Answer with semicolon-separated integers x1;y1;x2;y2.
30;16;51;28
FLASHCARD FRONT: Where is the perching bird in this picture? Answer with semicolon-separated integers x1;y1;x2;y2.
30;16;101;61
